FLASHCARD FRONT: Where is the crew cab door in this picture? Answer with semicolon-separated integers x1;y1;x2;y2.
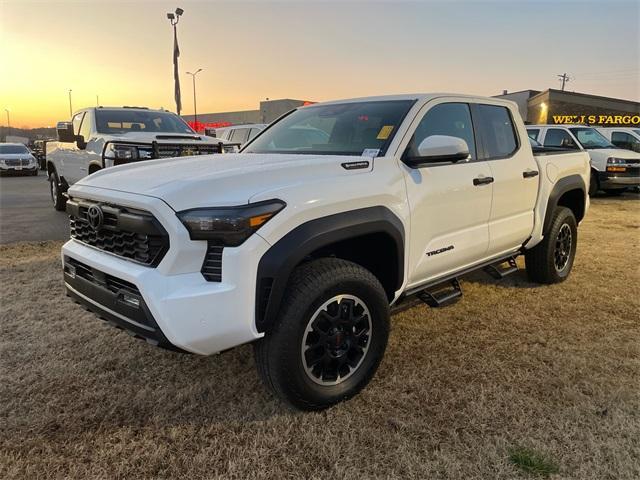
61;112;86;184
473;103;538;256
400;101;493;287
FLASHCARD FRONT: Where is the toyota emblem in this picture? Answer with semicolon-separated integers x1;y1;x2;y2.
86;205;104;231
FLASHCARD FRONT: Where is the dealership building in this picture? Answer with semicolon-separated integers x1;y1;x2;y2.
182;98;313;127
495;89;640;126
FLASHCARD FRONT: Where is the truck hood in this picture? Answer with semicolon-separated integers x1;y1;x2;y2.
98;131;227;145
0;153;35;160
73;153;373;211
587;148;640;160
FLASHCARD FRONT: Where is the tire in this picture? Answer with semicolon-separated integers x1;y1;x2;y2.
588;170;599;196
603;188;627;196
254;258;390;411
49;169;66;211
525;206;577;284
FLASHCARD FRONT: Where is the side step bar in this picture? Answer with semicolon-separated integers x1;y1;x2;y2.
418;278;462;308
483;256;518;280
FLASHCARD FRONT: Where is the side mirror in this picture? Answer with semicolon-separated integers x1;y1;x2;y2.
404;135;470;168
56;121;75;143
76;135;87;150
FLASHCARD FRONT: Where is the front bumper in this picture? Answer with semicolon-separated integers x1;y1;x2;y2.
0;165;38;175
61;185;270;355
598;168;640;188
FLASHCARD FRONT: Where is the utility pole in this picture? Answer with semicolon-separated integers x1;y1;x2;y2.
167;7;184;115
4;109;10;129
68;89;73;116
186;68;202;130
96;95;99;106
557;73;571;91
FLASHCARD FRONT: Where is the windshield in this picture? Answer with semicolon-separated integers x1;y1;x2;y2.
243;100;415;156
0;145;29;154
95;110;194;135
569;127;614;149
633;129;640;136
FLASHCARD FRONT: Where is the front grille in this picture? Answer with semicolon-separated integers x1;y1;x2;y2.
201;242;223;282
67;198;169;266
4;158;28;167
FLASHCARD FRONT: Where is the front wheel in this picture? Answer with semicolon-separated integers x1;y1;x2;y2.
254;258;390;410
49;170;66;211
525;206;577;284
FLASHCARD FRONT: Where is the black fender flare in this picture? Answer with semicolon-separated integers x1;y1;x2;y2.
254;206;405;333
542;174;586;234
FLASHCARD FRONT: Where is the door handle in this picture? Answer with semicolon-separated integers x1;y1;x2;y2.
473;176;494;186
523;170;539;178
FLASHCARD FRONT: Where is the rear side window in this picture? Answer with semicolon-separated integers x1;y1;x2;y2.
527;129;540;141
476;105;518;159
230;128;249;143
248;128;261;141
408;102;477;160
544;129;577;148
611;131;640;151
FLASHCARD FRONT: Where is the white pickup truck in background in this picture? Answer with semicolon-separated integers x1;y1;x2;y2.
46;106;235;211
62;94;590;410
527;124;640;195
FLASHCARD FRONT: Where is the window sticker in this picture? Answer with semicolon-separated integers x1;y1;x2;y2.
362;148;380;158
376;125;394;140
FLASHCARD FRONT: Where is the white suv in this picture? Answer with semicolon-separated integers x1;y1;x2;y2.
62;94;590;410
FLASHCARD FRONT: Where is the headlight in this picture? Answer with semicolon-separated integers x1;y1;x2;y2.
104;143;139;160
607;157;626;165
177;200;286;246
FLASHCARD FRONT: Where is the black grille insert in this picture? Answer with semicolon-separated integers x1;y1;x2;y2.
201;242;223;282
67;198;169;266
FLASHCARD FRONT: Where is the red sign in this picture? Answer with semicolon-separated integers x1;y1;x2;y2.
187;121;233;133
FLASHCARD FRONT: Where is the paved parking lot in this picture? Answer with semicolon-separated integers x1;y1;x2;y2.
0;174;69;244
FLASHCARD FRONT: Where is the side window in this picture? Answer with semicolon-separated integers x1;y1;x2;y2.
611;132;638;150
527;129;540;140
544;129;577;148
476;105;518;159
408;103;476;160
231;128;249;143
72;112;84;135
79;112;92;140
248;128;261;141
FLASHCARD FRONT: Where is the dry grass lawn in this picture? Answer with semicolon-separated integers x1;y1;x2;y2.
1;194;639;479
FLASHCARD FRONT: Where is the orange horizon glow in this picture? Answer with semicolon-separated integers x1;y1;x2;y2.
1;0;638;129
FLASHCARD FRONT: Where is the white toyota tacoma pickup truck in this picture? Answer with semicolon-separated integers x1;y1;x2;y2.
46;106;234;211
62;94;590;410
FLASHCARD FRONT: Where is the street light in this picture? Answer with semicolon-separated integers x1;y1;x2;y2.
4;109;10;129
186;68;202;130
68;89;73;117
167;7;184;115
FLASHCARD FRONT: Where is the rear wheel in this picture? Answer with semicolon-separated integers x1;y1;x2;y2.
525;206;577;284
254;258;390;410
49;169;66;211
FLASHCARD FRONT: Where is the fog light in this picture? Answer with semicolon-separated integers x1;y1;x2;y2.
120;293;141;309
66;264;76;279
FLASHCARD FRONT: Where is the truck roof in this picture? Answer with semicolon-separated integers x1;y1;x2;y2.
306;93;516;107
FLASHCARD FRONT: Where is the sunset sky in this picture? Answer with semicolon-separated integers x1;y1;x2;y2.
1;0;638;128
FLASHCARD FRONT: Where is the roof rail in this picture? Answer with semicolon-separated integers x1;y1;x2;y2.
122;106;150;109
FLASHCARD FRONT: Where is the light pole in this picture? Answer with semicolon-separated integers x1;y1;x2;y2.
96;95;100;106
186;68;202;130
68;89;73;117
167;7;184;115
4;109;9;129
